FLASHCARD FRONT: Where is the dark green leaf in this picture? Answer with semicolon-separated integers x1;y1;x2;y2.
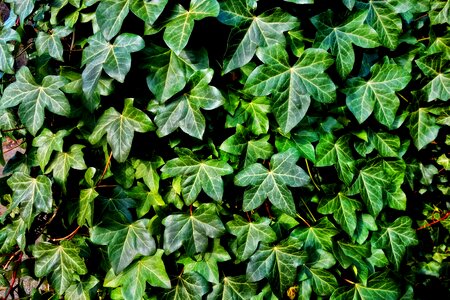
162;272;210;300
291;217;339;251
207;275;258;300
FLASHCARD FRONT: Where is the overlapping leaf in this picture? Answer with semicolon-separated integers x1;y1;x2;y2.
291;217;339;251
35;26;72;61
235;148;309;216
32;128;69;171
162;272;209;300
408;107;440;150
208;275;258;300
0;27;20;73
416;54;450;101
244;44;336;133
225;97;271;135
65;276;99;300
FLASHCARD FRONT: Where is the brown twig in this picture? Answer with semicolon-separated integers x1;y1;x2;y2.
1;126;26;133
15;42;34;59
96;151;113;187
49;225;81;242
2;250;21;270
3;252;23;300
265;201;273;219
189;205;193;216
417;212;450;230
246;211;252;222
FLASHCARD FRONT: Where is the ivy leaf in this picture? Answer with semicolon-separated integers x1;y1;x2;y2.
0;219;26;253
82;32;144;96
369;130;400;157
318;193;363;237
35;26;72;61
161;152;233;204
133;157;164;192
227;214;277;261
179;239;231;284
104;250;171;300
162;272;209;300
218;1;299;73
429;0;450;25
207;275;258;300
45;144;87;191
0;27;20;74
408;108;440;150
65;276;99;300
0;66;70;135
415;54;450;101
300;267;338;297
33;241;88;295
162;203;226;255
244;44;336;133
235;148;309;216
371;216;418;270
311;10;379;78
246;238;307;298
291;217;339;251
5;0;34;25
96;0;168;40
437;154;450;170
163;0;220;54
91;218;156;274
7;172;53;228
342;0;356;10
89;98;155;162
154;70;225;139
32;128;69;171
226;97;271;135
343;58;411;127
78;187;98;227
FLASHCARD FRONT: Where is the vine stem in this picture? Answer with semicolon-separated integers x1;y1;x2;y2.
49;225;81;242
96;151;113;187
15;42;34;58
1;126;26;133
3;252;22;300
296;213;311;227
416;212;450;230
305;159;321;191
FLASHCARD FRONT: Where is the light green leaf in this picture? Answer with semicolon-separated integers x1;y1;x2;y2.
301;267;338;296
7;172;53;228
130;0;168;24
65;276;99;300
82;33;144;96
235;148;309;216
369;131;400;157
416;54;450;101
89;98;155;162
429;0;450;25
0;66;70;135
164;0;220;54
227;215;277;261
245;45;336;133
318;193;363;237
77;188;98;227
104;250;171;300
0;27;20;74
162;203;225;255
344;58;411;127
127;183;165;217
35;26;72;61
133;157;164;192
5;0;34;24
218;2;299;73
32;128;69;171
408;108;440;150
0;219;26;253
354;214;378;244
91;218;156;274
291;217;339;251
208;275;258;300
33;241;88;295
226;97;271;135
371;216;418;270
311;10;379;78
162;272;210;300
437;154;450;170
342;0;355;10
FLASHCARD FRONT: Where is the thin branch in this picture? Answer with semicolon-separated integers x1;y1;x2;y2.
416;212;450;230
397;93;409;103
96;151;113;187
3;252;22;300
417;37;430;42
15;42;34;59
49;226;81;242
1;126;26;133
246;211;252;222
305;159;321;191
265;201;273;219
2;250;21;270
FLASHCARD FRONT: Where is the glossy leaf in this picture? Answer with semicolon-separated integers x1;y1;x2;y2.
0;27;20;74
364;0;402;49
291;217;339;251
408;108;440;150
162;272;209;300
35;26;72;61
65;276;99;300
208;275;258;300
32;128;69;171
415;54;450;101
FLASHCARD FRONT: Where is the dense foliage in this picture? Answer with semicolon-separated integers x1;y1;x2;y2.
1;0;450;299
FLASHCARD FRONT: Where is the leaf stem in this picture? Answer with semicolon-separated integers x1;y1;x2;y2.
15;41;34;59
296;213;311;227
189;205;193;216
301;197;317;223
246;211;252;222
96;151;113;187
397;93;409;103
343;278;356;285
305;159;321;191
416;212;450;230
417;37;429;42
265;201;273;219
49;225;81;242
1;126;26;133
3;251;22;300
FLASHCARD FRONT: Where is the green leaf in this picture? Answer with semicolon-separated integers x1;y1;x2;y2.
91;218;156;274
301;267;338;296
78;187;98;227
163;0;220;54
0;66;70;135
343;58;411;127
104;250;171;300
33;241;88;295
246;238;307;298
161;153;232;204
35;26;72;61
318;193;363;237
218;2;299;73
244;44;336;133
408;108;440;150
311;10;379;78
7;172;53;228
235;148;309;216
45;144;87;191
371;216;418;270
437;154;450;170
89;98;155;162
415;54;450;101
291;217;339;251
0;27;20;74
32;128;69;171
82;32;144;96
130;0;168;25
226;97;271;135
429;0;450;25
5;0;35;25
342;0;355;10
369;131;400;157
162;203;225;255
227;214;277;261
162;272;210;300
208;275;258;300
65;276;99;300
179;239;231;284
0;219;26;253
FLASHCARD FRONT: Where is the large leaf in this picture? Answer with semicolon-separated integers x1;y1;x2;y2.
0;219;26;253
343;58;411;127
104;250;171;300
162;272;210;300
35;26;72;61
81;32;144;96
0;66;70;135
161;151;233;204
218;1;299;73
33;241;88;295
65;276;99;300
244;44;336;133
90;218;156;274
227;214;277;261
162;203;225;255
32;128;69;171
225;97;271;135
89;98;155;162
415;54;450;101
371;216;418;270
408;107;440;150
291;217;339;251
311;10;379;78
235;148;309;216
207;275;258;300
163;0;220;54
429;0;450;25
